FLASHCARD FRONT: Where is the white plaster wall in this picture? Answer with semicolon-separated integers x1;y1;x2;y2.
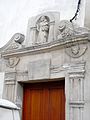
84;0;90;29
0;108;20;120
0;0;86;48
0;73;4;98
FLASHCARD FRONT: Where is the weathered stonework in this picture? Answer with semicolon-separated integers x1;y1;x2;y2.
3;70;17;102
0;12;90;120
28;59;50;80
6;57;20;68
68;62;85;120
25;12;60;46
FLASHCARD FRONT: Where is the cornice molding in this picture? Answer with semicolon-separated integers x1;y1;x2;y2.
1;34;89;58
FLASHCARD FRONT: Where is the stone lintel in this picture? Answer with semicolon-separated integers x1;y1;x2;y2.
28;59;50;80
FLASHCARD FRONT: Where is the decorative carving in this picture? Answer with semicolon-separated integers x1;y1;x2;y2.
36;16;50;43
6;42;19;51
14;33;25;44
67;61;85;120
65;61;85;73
71;44;80;55
25;12;60;47
69;101;84;108
3;71;16;101
57;20;89;39
65;43;87;58
6;57;20;68
57;21;73;39
50;65;64;73
1;33;25;52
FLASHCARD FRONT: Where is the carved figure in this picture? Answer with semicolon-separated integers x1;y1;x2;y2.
6;57;20;68
65;44;87;58
57;20;74;39
36;16;49;43
71;44;80;55
57;20;89;40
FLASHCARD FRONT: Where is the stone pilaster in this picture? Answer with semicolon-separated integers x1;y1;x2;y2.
68;61;85;120
3;70;16;102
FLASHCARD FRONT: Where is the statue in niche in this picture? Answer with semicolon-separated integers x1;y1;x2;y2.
36;16;49;43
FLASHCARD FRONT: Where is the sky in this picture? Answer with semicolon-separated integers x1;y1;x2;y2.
0;0;85;47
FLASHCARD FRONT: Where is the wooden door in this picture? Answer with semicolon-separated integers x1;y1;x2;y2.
23;80;65;120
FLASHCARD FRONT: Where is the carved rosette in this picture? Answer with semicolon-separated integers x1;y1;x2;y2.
67;61;85;120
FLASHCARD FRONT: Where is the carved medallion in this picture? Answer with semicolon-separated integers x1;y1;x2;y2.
65;43;87;58
71;44;80;55
6;57;20;68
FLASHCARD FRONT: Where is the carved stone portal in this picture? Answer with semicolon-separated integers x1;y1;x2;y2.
0;12;90;120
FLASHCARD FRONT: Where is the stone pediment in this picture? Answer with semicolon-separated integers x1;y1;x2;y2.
0;12;90;58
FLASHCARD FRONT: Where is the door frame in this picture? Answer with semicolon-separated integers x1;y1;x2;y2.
22;79;65;120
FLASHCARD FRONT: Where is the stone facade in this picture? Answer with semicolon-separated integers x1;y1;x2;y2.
0;12;90;120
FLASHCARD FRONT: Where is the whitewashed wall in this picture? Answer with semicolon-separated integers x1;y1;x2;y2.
0;73;4;98
84;0;90;28
0;0;86;48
